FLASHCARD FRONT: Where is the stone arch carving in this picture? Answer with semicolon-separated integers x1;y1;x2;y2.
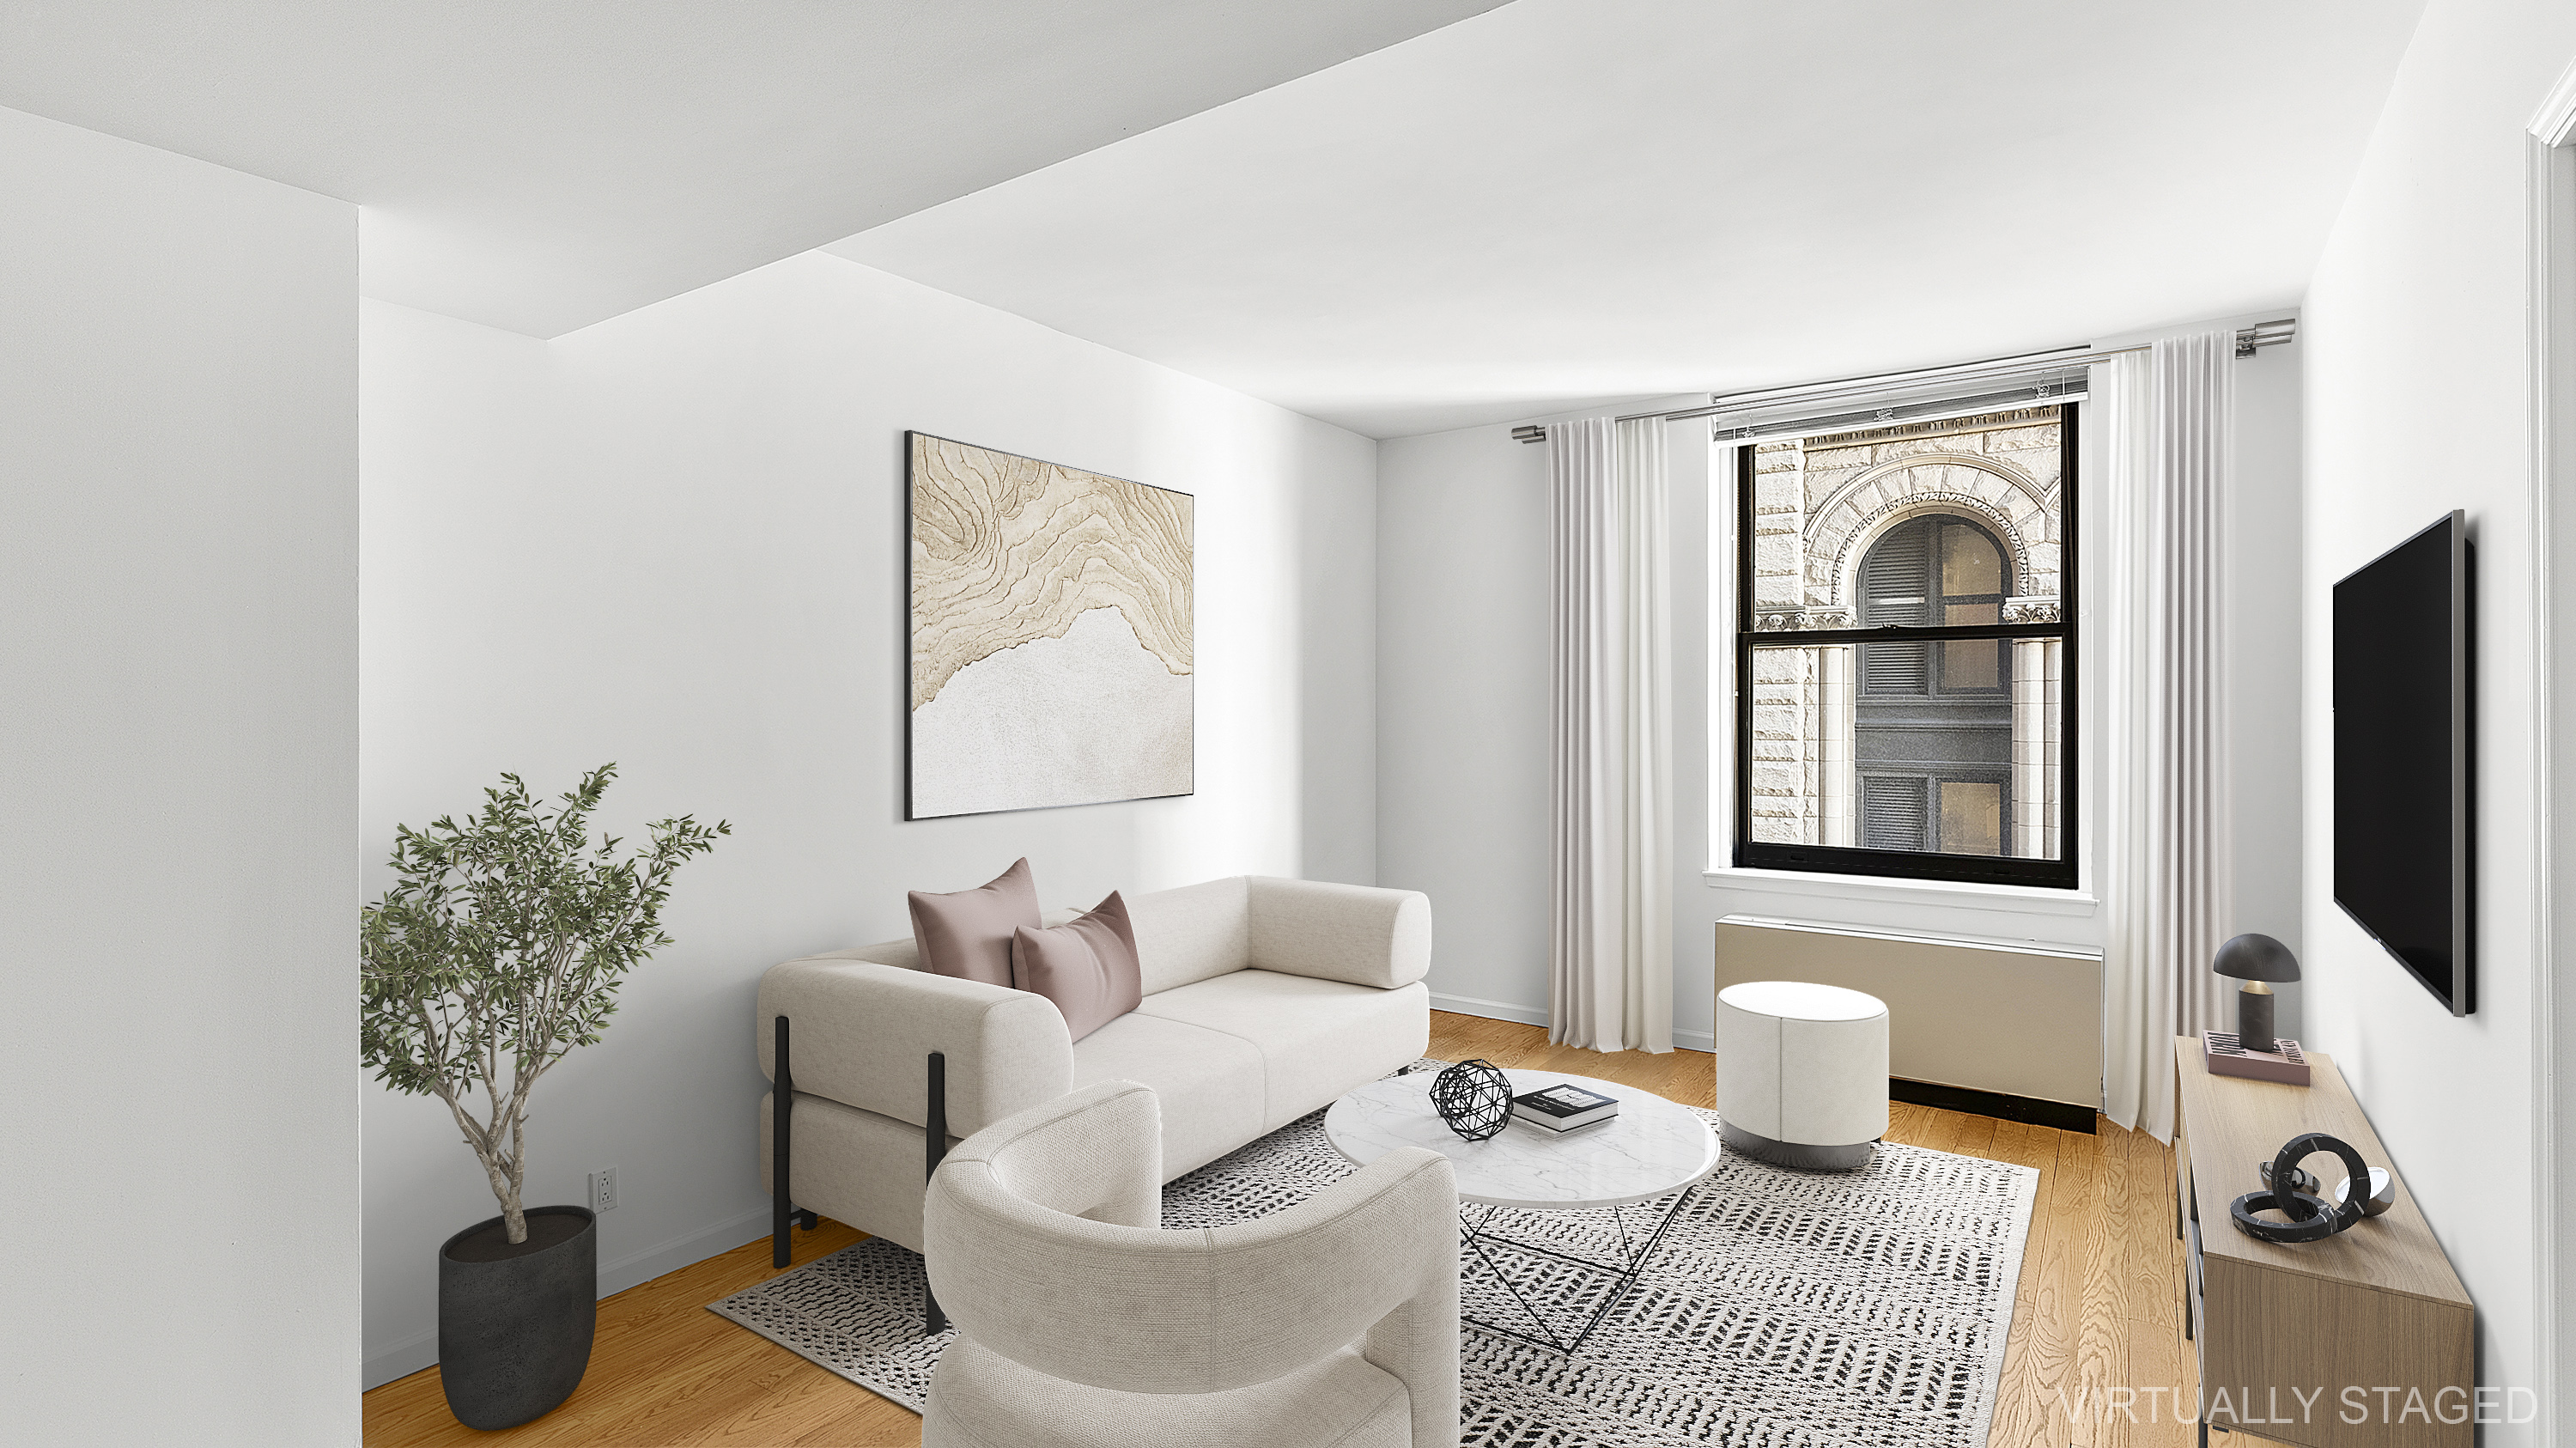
1812;451;2050;535
1832;494;2030;614
1802;452;2055;611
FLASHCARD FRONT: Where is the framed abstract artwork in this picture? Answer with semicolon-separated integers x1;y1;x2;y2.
906;432;1194;819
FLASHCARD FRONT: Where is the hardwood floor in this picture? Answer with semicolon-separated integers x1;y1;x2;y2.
365;1011;2229;1446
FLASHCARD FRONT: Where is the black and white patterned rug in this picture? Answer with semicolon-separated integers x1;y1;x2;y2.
709;1064;2037;1446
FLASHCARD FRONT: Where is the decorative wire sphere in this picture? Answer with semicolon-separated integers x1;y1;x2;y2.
1430;1058;1514;1141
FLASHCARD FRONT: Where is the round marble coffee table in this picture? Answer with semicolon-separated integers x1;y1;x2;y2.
1324;1068;1718;1353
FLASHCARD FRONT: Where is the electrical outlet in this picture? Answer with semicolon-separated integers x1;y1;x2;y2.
589;1166;618;1214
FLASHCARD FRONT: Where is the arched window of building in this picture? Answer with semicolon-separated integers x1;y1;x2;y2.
1853;514;2014;855
1856;513;2012;697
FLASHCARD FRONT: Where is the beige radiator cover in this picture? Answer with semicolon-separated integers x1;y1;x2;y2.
1712;915;2102;1108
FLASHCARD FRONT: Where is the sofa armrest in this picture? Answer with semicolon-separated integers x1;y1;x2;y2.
757;958;1073;1136
792;934;924;971
1244;878;1433;991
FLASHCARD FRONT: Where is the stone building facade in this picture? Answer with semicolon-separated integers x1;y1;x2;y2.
1746;405;2065;858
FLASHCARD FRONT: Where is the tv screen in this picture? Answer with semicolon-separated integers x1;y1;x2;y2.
2332;510;2473;1015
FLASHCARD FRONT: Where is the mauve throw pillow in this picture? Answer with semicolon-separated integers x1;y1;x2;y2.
908;858;1042;987
1011;891;1143;1043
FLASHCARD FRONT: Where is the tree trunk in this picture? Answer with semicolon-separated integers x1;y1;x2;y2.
440;1085;532;1246
505;1106;527;1244
476;1147;527;1244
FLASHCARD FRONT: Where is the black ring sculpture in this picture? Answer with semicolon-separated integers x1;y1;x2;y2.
2231;1132;2372;1244
2257;1159;2321;1196
1430;1058;1514;1141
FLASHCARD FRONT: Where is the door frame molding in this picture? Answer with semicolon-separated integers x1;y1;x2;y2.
2524;55;2576;1448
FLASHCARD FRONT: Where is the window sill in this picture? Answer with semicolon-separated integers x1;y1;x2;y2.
1701;865;2099;917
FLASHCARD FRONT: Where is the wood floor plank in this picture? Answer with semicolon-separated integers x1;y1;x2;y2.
1883;1098;1938;1147
363;1011;2184;1448
2124;1122;2182;1338
2086;1116;2138;1448
2118;1121;2193;1448
1910;1097;1971;1158
1989;1121;2073;1448
2055;1128;2113;1447
1949;1111;2002;1161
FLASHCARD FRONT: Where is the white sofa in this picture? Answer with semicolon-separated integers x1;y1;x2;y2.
757;875;1432;1258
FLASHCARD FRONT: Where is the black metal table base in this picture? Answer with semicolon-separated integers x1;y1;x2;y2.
1458;1185;1698;1355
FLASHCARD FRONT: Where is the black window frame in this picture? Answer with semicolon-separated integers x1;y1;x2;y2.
1731;405;2079;889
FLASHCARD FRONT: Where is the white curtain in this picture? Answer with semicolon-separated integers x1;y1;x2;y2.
1547;417;1673;1054
2103;332;2238;1141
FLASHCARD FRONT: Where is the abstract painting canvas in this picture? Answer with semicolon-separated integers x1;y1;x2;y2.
907;433;1194;818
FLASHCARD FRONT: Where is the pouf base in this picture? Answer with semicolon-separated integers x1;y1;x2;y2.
1722;1121;1875;1172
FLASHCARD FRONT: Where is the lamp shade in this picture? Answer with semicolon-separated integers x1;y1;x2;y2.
2214;933;2300;983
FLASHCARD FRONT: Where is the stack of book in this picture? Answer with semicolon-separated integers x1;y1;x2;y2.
1511;1082;1619;1132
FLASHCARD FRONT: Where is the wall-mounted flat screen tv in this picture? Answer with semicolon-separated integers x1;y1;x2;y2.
2332;510;2472;1014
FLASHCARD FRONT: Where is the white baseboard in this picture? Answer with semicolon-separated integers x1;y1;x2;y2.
598;1202;772;1299
1429;991;1548;1027
1430;992;1712;1054
364;1330;439;1394
361;1203;775;1391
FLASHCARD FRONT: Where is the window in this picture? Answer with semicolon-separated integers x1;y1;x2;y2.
1732;405;2075;887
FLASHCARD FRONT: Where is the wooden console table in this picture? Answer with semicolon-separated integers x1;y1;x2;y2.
2173;1037;2473;1447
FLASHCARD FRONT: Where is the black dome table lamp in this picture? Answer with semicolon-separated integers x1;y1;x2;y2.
2214;933;2300;1056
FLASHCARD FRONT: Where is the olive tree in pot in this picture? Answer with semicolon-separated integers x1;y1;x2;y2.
362;764;726;1430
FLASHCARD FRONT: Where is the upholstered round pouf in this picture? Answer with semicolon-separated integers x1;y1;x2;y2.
1716;981;1889;1171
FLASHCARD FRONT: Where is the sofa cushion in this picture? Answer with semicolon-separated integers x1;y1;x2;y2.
1133;971;1431;1130
1011;893;1143;1043
1068;1013;1267;1179
762;1091;950;1254
1124;876;1250;995
908;857;1041;986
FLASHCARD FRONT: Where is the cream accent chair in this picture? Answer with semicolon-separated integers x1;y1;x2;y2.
921;1080;1461;1448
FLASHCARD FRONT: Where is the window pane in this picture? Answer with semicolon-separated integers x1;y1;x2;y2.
1942;638;2002;690
1753;635;2063;860
1940;782;2003;855
1747;405;2063;633
1941;602;2002;690
1941;523;2003;596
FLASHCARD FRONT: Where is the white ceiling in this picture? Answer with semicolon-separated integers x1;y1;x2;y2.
0;2;1503;338
3;3;2425;433
829;0;2427;437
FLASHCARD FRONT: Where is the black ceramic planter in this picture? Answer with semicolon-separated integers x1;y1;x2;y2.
438;1205;597;1430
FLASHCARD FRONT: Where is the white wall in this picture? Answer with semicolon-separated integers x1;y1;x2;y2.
1374;394;1698;1033
0;107;359;1445
1374;423;1551;1025
360;252;1379;1386
1379;319;2305;1062
2226;319;2311;1041
2300;3;2576;1437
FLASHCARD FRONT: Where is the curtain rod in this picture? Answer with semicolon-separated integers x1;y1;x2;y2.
1510;319;2294;442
